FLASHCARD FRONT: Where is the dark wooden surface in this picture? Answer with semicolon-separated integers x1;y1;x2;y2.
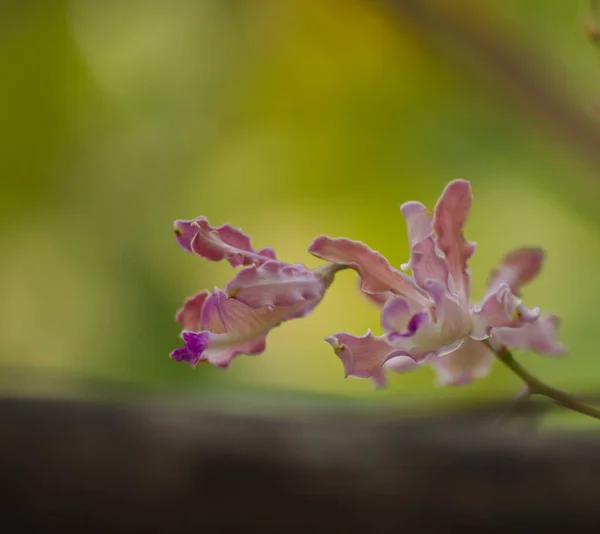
0;396;599;533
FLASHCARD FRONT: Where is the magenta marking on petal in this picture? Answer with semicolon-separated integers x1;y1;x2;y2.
169;347;192;362
407;311;428;335
388;311;429;342
182;330;210;358
169;345;203;367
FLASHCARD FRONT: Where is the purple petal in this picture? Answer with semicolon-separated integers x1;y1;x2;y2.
175;291;209;331
433;180;476;300
487;247;545;296
309;236;430;307
174;217;276;267
225;261;325;309
492;314;566;356
325;330;413;382
470;284;540;340
169;346;196;364
169;331;211;367
431;338;493;386
182;330;210;358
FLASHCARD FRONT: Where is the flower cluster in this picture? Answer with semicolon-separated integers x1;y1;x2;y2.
170;180;564;387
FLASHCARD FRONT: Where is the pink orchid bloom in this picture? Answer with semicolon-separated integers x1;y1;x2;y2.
310;180;565;387
170;218;339;368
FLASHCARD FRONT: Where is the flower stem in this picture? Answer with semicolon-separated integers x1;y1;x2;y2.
484;340;600;422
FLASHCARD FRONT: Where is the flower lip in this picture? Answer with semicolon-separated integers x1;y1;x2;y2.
387;311;430;343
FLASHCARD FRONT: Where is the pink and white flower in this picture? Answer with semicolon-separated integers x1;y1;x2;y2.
170;219;340;368
311;180;565;387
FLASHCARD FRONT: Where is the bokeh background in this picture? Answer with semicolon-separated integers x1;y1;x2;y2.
2;0;600;425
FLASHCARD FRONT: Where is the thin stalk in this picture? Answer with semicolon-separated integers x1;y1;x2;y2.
485;340;600;422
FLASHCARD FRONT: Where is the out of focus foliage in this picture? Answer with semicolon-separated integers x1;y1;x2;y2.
2;0;600;413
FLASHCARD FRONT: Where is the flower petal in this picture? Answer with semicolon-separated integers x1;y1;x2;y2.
382;294;429;341
173;220;200;253
400;201;433;253
174;217;276;267
470;284;540;340
175;291;209;331
169;331;211;367
224;261;325;309
201;288;304;339
309;236;430;307
433;180;476;300
171;288;313;369
491;314;566;356
487;247;545;296
170;331;267;369
202;334;267;369
375;354;421;387
431;338;493;386
325;330;411;381
406;237;449;292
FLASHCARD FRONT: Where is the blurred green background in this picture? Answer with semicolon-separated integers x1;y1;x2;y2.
2;0;600;420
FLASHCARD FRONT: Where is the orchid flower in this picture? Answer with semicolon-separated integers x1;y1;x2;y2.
170;217;342;368
167;185;600;423
310;180;565;387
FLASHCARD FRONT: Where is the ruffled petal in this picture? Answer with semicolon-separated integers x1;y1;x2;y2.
224;261;325;309
491;314;566;356
400;201;433;262
309;236;430;307
202;289;305;338
406;237;449;292
325;330;411;381
431;338;493;386
174;217;276;267
175;291;209;331
171;288;312;369
201;334;267;369
173;220;200;253
433;180;476;300
470;284;540;340
382;282;471;355
487;247;545;296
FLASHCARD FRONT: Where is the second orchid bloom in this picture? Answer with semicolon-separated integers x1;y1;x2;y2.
170;180;564;387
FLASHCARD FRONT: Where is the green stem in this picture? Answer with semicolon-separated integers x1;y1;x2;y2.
485;340;600;422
